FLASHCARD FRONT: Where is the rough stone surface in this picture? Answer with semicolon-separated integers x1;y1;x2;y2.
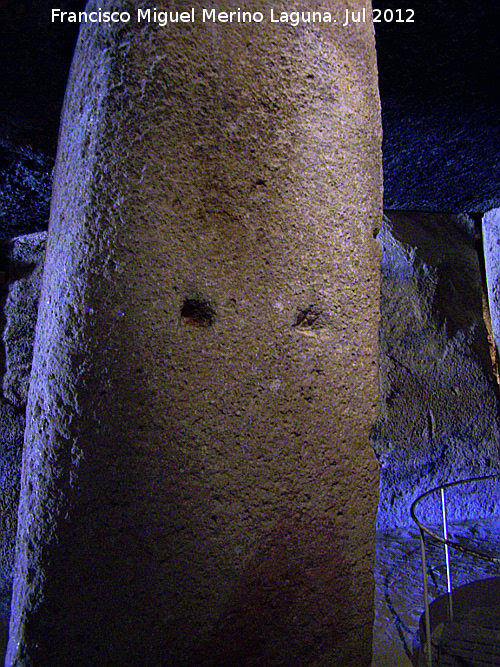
3;233;47;407
0;484;20;655
373;212;500;529
373;0;500;212
7;2;382;665
0;233;46;655
483;209;500;354
0;1;86;245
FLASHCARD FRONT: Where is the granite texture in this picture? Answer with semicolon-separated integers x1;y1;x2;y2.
373;212;500;529
7;1;382;665
0;232;46;656
373;0;500;212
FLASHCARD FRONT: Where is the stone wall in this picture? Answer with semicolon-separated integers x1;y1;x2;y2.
0;233;46;654
373;212;500;529
7;2;382;665
374;0;500;213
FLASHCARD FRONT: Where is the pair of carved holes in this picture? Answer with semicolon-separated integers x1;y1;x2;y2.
180;300;324;330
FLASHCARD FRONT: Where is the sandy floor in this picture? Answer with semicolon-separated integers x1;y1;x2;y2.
372;519;500;666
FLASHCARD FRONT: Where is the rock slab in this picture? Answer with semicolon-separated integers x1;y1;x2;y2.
373;212;500;529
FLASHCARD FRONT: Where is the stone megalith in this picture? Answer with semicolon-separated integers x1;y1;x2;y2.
7;2;382;665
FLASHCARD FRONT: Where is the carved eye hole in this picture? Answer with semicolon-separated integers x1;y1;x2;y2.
293;305;322;329
180;298;215;328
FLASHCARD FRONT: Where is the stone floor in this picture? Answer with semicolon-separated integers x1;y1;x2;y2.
372;519;500;666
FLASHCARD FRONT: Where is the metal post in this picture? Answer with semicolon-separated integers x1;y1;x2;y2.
419;528;432;667
441;487;453;620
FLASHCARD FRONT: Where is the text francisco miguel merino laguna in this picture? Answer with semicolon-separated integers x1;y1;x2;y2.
51;7;370;27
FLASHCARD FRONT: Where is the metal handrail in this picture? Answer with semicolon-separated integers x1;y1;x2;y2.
411;476;500;564
410;475;500;667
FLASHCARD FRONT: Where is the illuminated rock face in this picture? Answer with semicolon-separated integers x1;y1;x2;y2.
6;2;382;665
374;212;500;529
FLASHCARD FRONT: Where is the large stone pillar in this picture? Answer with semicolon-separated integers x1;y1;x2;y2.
7;2;382;665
